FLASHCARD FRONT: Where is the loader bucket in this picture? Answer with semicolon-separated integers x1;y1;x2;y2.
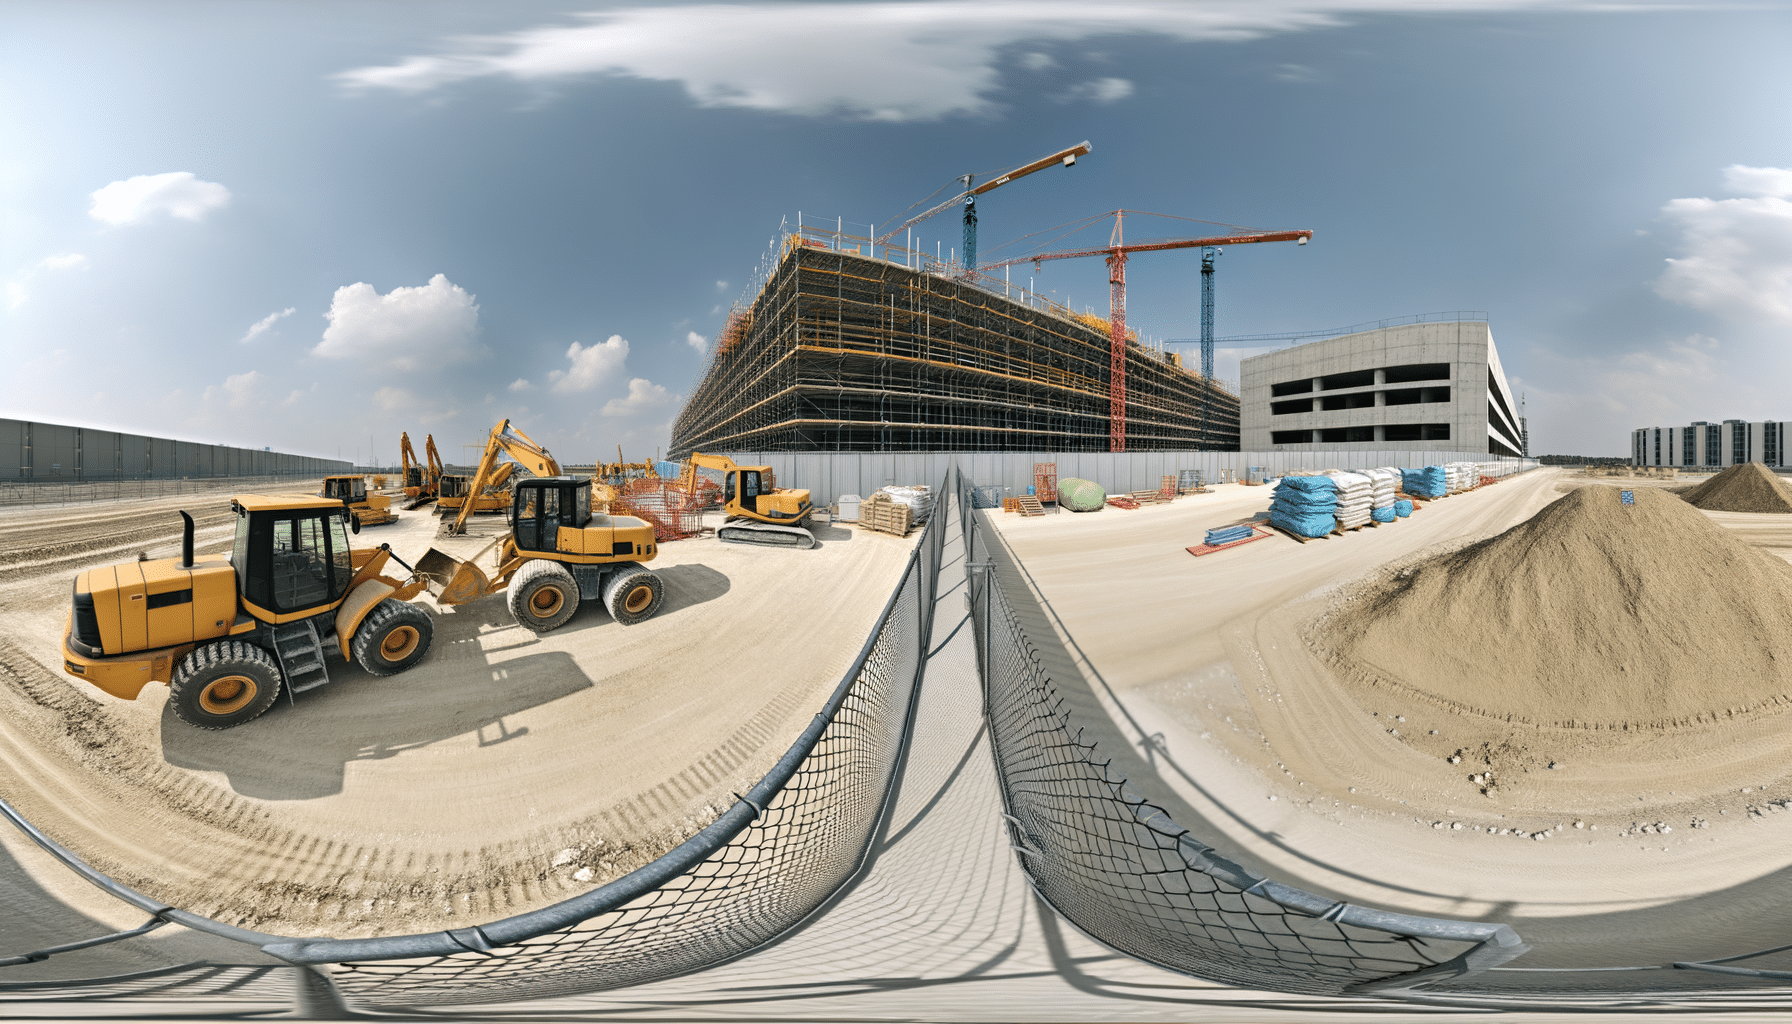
416;547;490;606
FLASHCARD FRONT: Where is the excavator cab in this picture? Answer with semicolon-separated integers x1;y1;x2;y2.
512;476;593;553
321;476;368;504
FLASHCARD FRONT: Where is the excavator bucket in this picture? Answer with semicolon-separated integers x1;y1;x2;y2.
416;548;490;606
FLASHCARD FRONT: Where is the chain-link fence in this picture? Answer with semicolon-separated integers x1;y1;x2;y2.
955;468;1529;998
2;476;947;1012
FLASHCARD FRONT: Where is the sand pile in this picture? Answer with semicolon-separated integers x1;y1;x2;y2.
1314;485;1792;730
1680;462;1792;513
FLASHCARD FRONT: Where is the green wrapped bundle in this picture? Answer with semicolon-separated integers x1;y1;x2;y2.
1058;477;1106;512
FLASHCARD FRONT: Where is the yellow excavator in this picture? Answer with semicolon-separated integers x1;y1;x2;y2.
418;420;663;632
320;475;398;527
399;432;441;510
682;452;816;548
437;464;513;520
62;497;434;729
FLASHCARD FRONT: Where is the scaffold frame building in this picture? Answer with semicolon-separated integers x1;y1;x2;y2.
670;232;1239;456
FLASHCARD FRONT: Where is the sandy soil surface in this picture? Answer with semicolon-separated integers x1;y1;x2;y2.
986;471;1792;968
0;487;913;938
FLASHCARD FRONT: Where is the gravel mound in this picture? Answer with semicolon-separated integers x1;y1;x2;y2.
1314;485;1792;731
1680;462;1792;513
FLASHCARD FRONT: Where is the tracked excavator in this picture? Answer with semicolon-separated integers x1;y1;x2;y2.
399;432;440;510
62;497;435;729
418;420;664;632
682;452;816;548
320;475;398;527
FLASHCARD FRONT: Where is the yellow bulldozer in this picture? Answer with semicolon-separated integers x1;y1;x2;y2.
682;452;816;548
418;420;665;632
62;496;435;729
320;474;398;527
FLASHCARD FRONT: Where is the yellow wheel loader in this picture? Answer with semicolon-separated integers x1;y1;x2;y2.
683;452;816;548
62;495;435;730
418;475;664;633
320;475;398;527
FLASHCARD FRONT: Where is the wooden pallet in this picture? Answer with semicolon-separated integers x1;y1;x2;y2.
1016;495;1047;516
1187;526;1272;557
1128;490;1172;505
1105;496;1141;510
1267;523;1323;544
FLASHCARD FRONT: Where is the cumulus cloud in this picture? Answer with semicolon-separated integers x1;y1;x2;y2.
241;306;296;343
374;386;414;411
1055;77;1132;104
314;274;482;370
1274;63;1321;83
714;279;729;292
90;172;231;224
603;377;674;416
509;377;535;391
685;330;707;353
336;2;1597;120
1654;165;1792;321
38;253;88;270
202;370;266;410
549;335;628;392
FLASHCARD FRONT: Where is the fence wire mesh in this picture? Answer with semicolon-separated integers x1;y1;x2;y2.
955;469;1524;998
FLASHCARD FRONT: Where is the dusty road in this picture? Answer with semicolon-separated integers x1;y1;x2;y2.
987;469;1792;969
0;487;914;938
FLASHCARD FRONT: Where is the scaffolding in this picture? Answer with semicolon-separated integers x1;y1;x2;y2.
671;223;1241;456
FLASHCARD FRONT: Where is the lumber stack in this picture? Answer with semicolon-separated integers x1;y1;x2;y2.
857;493;913;536
1129;489;1172;506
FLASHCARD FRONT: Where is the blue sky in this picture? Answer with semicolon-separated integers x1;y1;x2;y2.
3;1;1789;462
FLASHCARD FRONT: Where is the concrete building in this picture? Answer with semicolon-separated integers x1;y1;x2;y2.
1631;420;1792;468
1239;319;1523;457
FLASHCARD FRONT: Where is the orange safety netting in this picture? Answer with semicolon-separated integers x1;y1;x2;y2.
610;479;709;542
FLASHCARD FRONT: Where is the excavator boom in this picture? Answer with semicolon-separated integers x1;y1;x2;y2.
447;419;562;536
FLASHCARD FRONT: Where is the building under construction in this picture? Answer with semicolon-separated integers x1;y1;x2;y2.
670;231;1239;455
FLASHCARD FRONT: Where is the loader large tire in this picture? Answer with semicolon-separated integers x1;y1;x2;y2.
508;560;580;633
603;564;664;626
169;641;282;730
352;599;435;676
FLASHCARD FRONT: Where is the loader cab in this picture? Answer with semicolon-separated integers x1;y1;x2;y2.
321;476;368;504
512;476;593;554
231;495;358;618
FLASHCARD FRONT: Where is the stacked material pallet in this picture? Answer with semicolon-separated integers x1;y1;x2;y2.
1205;524;1256;546
1400;466;1447;499
1106;495;1142;510
1268;474;1338;538
1366;468;1400;524
881;485;933;524
1329;471;1374;530
1394;499;1414;518
1128;489;1172;506
858;493;913;536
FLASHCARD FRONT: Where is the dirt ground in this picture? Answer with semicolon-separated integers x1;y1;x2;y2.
987;470;1792;967
0;486;914;938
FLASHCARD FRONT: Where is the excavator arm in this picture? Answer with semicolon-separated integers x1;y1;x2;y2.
447;419;562;535
425;435;443;494
399;433;420;495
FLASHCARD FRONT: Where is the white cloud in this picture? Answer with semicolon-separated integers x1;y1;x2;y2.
202;370;266;411
1274;63;1320;83
314;273;482;370
685;330;707;353
1054;77;1132;104
1724;164;1792;199
714;279;729;292
508;377;535;391
373;386;415;411
336;1;1593;121
89;171;231;225
603;377;674;416
6;253;89;311
1019;51;1057;71
549;334;628;392
5;282;28;313
38;253;87;270
1654;166;1792;322
240;306;296;343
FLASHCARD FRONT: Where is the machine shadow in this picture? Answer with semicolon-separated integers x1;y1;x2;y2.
807;522;856;545
159;610;595;801
654;562;731;615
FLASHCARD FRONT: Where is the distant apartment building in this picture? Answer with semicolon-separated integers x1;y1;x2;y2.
1631;420;1792;468
1239;319;1524;456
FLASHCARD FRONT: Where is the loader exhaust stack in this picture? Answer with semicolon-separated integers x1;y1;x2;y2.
179;511;195;569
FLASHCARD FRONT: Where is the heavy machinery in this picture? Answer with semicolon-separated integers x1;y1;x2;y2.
419;476;664;633
399;432;441;510
682;452;815;548
320;475;398;527
444;420;555;536
437;464;513;520
62;497;434;729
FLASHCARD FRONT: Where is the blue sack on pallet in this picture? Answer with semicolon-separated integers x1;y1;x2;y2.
1269;508;1337;538
1371;505;1396;523
1394;499;1413;517
1204;525;1255;546
1399;466;1447;499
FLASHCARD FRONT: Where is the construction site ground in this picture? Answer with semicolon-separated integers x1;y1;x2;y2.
986;469;1792;971
0;488;916;939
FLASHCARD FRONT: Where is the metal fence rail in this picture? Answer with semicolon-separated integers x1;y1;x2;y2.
955;468;1529;998
2;474;947;1012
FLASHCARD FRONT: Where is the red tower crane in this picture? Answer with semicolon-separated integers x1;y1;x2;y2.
984;211;1312;452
